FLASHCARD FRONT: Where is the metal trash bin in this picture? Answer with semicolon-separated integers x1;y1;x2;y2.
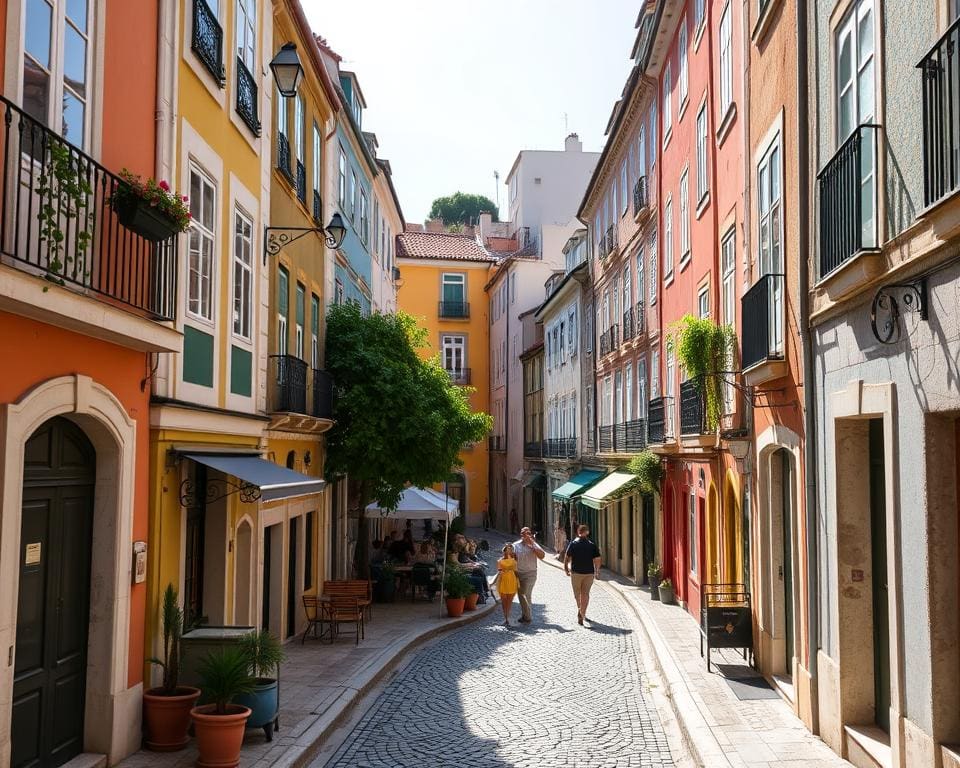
180;625;256;690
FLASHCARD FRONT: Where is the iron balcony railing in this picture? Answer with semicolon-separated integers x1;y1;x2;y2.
597;233;609;259
622;419;647;452
598;425;614;452
919;18;960;208
235;58;261;135
543;438;577;459
647;397;671;443
313;190;323;226
269;354;308;414
633;176;649;216
277;133;294;184
447;368;472;385
524;440;543;458
741;272;785;370
488;435;506;452
296;160;307;205
605;224;618;255
817;123;880;277
192;0;225;86
599;324;619;356
439;301;469;318
635;300;645;335
0;96;178;320
622;306;635;342
312;368;333;419
680;379;706;436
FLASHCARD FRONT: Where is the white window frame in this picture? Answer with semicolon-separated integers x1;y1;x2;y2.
568;307;577;355
338;147;346;208
666;350;675;436
311;293;320;369
663;63;673;144
758;132;783;278
698;285;709;319
187;166;216;323
625;362;634;422
295;94;305;163
232;207;253;340
696;102;709;203
648;231;658;304
678;18;689;109
651;350;660;399
638;357;648;418
441;334;467;378
621;161;629;215
312;122;321;196
664;197;674;279
295;282;305;359
278;266;289;355
679;170;690;262
359;188;368;244
721;231;736;413
719;2;733;117
236;0;256;71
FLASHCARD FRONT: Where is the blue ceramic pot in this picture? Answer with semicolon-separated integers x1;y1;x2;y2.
235;679;278;729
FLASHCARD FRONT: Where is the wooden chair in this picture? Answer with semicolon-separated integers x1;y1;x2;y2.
325;580;373;622
328;596;364;645
301;595;332;644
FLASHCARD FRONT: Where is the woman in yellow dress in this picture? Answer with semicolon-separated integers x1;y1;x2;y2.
497;544;519;626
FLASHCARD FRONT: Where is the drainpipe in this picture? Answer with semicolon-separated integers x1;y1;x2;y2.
797;0;820;735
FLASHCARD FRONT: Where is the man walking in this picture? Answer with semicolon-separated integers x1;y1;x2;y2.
512;526;545;623
564;524;601;625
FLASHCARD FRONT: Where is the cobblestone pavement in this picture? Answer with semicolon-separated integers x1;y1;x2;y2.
318;540;675;768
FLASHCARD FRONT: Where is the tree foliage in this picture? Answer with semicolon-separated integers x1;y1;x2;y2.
324;302;492;509
428;192;499;226
669;314;737;432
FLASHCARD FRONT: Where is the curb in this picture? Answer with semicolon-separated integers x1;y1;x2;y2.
278;599;498;768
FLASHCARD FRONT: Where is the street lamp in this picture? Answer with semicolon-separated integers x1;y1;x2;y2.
263;214;348;264
270;42;304;97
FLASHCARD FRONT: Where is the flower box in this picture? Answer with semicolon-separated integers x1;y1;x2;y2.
115;195;181;242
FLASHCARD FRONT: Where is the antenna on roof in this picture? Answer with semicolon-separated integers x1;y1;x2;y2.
494;170;500;210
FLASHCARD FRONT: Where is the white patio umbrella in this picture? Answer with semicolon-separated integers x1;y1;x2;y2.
365;487;460;616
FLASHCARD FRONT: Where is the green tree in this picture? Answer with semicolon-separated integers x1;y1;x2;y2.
428;192;499;227
324;302;492;514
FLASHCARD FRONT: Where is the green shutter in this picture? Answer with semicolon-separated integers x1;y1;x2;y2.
296;283;305;325
183;326;214;387
230;345;252;396
311;294;320;335
278;267;289;317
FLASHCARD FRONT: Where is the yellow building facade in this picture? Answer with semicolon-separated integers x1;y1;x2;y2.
395;231;494;527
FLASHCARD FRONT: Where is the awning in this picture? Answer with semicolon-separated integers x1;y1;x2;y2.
580;471;637;510
184;453;326;502
364;487;459;522
551;469;605;501
522;471;546;490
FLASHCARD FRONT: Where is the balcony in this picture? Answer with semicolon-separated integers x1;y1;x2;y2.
680;379;707;436
439;301;469;319
313;190;323;226
235;58;261;135
635;300;645;336
597;234;609;260
446;367;472;385
633;176;649;217
0;96;177;322
277;133;294;185
622;306;635;342
597;420;647;453
817;123;880;278
599;324;619;356
489;435;506;452
605;225;618;256
920;18;960;208
191;0;225;86
269;354;308;414
543;438;576;459
598;426;614;452
312;368;334;420
741;273;786;382
524;441;543;458
296;160;307;205
647;397;673;444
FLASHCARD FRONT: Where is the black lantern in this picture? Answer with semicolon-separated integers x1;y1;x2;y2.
324;213;346;249
270;42;304;98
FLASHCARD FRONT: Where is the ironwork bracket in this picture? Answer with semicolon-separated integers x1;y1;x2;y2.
264;226;334;265
179;477;261;508
870;279;928;344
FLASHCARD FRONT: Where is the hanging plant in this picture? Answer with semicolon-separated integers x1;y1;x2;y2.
110;169;191;240
36;141;94;286
627;450;663;496
670;314;736;432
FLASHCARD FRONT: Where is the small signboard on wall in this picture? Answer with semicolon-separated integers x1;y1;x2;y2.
133;541;147;584
24;542;41;566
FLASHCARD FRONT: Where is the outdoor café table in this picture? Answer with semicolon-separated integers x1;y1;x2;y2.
393;564;439;598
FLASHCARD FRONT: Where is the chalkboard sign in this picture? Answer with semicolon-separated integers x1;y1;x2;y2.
699;583;753;672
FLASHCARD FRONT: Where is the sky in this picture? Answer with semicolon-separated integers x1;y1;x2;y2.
303;0;639;225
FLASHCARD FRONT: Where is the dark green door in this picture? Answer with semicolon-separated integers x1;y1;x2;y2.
869;419;890;732
287;521;298;639
262;527;272;630
780;449;794;674
642;496;655;584
12;417;95;768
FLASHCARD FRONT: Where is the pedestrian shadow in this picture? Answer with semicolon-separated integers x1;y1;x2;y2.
584;620;633;636
513;620;575;635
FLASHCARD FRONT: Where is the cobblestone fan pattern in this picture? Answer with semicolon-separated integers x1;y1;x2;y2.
320;557;674;768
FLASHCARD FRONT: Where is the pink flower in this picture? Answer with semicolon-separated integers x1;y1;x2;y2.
182;195;188;202
158;180;170;192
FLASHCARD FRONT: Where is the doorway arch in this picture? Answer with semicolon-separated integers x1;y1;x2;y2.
234;517;254;625
723;470;742;584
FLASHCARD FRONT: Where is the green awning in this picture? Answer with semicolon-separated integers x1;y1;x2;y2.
551;469;605;501
580;471;637;510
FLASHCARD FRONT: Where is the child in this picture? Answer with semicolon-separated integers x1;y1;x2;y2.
497;544;519;626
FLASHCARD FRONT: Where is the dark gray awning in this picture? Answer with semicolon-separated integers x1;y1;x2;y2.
184;453;326;502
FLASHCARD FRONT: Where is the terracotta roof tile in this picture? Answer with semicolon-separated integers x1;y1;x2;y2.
396;231;497;263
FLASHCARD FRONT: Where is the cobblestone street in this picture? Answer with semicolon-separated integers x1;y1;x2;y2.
317;547;676;768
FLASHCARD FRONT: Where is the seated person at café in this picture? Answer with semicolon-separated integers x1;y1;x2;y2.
370;539;386;565
387;530;410;562
414;541;436;565
453;541;490;599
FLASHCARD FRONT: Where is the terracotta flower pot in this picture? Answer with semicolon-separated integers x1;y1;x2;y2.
190;704;251;768
445;596;466;617
142;686;201;751
464;592;479;611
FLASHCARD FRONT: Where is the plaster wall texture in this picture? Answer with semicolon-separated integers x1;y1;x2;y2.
506;146;600;232
541;285;584;448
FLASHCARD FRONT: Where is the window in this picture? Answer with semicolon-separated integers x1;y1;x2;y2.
678;19;688;108
568;308;577;355
679;171;690;260
621;161;629;215
649;103;658;167
625;362;634;421
758;135;783;277
666;350;675;436
623;264;632;315
651;350;660;398
338;148;346;208
232;208;253;339
277;266;289;355
638;357;648;418
695;0;705;32
187;168;215;321
294;95;305;163
663;64;673;142
602;376;613;426
614;370;623;424
295;283;305;359
721;232;736;413
836;0;875;140
24;0;92;147
359;188;368;243
312;123;321;195
334;278;343;306
638;127;647;181
586;384;594;436
612;276;620;323
719;3;733;116
311;294;320;369
586;307;593;353
664;197;674;277
594;214;602;254
648;231;658;304
442;334;466;378
689;489;698;575
559;322;567;363
696;103;709;202
510;273;516;303
442;273;466;314
236;0;256;72
698;285;709;318
636;248;645;309
349;171;357;221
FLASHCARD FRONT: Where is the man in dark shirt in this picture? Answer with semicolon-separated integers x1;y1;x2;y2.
564;524;601;625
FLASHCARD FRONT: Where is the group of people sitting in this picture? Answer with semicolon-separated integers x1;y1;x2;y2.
370;529;439;566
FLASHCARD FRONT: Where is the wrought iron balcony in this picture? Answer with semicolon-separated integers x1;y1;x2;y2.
741;273;785;370
439;301;469;318
597;233;608;259
313;190;323;226
633;176;649;216
635;300;645;335
0;96;178;320
647;397;671;443
277;133;294;184
296;160;307;205
191;0;225;86
312;368;333;419
235;58;261;135
622;306;635;342
488;435;506;452
598;426;614;453
605;225;618;255
524;440;543;458
920;19;960;208
622;419;647;452
680;379;706;436
543;438;577;459
817;123;880;277
447;368;472;385
599;324;619;356
269;354;308;414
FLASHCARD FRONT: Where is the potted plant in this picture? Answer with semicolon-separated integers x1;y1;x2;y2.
235;630;285;741
111;169;191;242
374;560;397;603
463;581;480;611
142;584;201;751
191;647;255;767
443;565;472;618
647;563;663;601
658;577;675;605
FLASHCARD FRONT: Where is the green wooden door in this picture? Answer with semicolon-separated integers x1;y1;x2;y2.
642;496;655;584
780;449;794;673
12;418;95;768
869;419;890;732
